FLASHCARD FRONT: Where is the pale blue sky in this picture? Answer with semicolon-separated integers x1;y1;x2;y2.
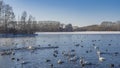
4;0;120;26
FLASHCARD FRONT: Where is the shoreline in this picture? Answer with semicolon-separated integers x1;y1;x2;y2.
0;31;120;37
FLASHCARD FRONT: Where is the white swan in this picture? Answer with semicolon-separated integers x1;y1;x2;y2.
97;50;105;62
28;46;32;49
99;56;105;62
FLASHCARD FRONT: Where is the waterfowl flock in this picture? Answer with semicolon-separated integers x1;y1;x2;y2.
0;34;120;68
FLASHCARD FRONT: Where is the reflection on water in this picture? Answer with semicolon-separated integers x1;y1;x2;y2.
0;34;120;68
0;37;36;49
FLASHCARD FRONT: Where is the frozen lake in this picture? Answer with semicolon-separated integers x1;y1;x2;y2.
0;33;120;68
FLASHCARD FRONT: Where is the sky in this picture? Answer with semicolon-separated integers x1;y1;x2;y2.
4;0;120;26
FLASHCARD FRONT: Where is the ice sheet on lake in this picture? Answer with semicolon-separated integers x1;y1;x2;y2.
36;31;120;34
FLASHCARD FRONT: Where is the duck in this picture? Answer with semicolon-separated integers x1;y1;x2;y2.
54;50;58;54
80;57;85;64
74;44;80;47
110;64;114;68
94;46;99;50
79;57;92;66
69;56;79;62
58;59;64;64
46;59;51;62
48;44;51;46
21;61;30;64
53;54;57;57
49;64;53;67
62;51;75;57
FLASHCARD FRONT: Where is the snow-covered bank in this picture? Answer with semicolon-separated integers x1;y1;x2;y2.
36;31;120;34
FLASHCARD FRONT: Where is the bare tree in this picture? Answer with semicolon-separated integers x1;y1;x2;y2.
20;11;27;33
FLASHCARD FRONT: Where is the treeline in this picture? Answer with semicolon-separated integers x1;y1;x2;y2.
0;1;74;34
74;21;120;31
36;21;73;32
